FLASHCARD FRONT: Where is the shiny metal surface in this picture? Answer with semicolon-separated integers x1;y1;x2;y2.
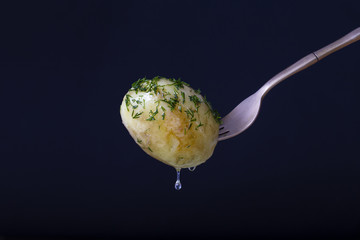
218;28;360;141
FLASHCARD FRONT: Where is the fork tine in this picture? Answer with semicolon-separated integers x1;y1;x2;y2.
218;131;230;139
219;132;230;137
218;127;229;135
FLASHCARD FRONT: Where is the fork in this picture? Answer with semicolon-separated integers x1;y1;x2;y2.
218;27;360;141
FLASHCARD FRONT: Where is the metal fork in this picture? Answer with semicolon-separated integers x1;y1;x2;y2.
218;27;360;141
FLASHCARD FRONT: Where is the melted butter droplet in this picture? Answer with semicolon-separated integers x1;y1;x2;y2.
175;169;182;190
188;166;196;172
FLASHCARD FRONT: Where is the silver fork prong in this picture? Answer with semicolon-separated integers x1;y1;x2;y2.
218;131;230;137
217;28;360;141
218;127;230;135
218;131;230;141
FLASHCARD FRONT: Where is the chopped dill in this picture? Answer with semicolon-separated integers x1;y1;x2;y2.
132;111;143;119
131;77;147;93
130;76;161;94
125;94;132;111
161;94;179;110
146;108;159;121
212;109;222;124
181;91;185;103
195;122;204;130
203;95;222;124
126;77;222;124
169;78;189;89
185;109;194;119
189;95;202;107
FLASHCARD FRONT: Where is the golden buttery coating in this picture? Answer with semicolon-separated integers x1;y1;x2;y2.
120;77;221;169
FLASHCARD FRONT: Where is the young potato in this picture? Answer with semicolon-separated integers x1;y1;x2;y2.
120;77;221;170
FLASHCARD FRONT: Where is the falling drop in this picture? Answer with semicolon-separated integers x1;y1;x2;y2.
174;169;182;190
188;166;196;171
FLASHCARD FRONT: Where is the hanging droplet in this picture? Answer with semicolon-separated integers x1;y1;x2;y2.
188;166;196;172
174;169;182;190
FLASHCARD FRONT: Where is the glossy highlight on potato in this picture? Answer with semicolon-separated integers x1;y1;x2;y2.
120;77;221;169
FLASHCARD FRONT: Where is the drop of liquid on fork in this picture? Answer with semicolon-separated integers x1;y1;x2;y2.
188;166;196;172
174;168;182;190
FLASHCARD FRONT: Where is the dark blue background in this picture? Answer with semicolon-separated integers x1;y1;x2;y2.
0;1;359;239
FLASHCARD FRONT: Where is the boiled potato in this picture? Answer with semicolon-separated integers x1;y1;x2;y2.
120;77;221;169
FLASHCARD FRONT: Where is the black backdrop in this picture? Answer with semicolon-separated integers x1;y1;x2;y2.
0;1;360;239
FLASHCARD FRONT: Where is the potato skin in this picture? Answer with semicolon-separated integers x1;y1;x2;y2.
120;77;219;169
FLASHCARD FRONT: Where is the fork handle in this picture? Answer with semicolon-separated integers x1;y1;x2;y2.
260;27;360;96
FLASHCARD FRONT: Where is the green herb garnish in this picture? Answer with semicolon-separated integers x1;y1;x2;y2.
132;111;143;119
195;122;204;130
125;94;132;111
203;95;222;124
127;77;222;124
161;94;179;111
181;91;185;103
169;78;189;89
131;78;147;93
130;76;161;94
189;95;202;107
146;109;159;121
185;108;194;119
212;109;222;124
